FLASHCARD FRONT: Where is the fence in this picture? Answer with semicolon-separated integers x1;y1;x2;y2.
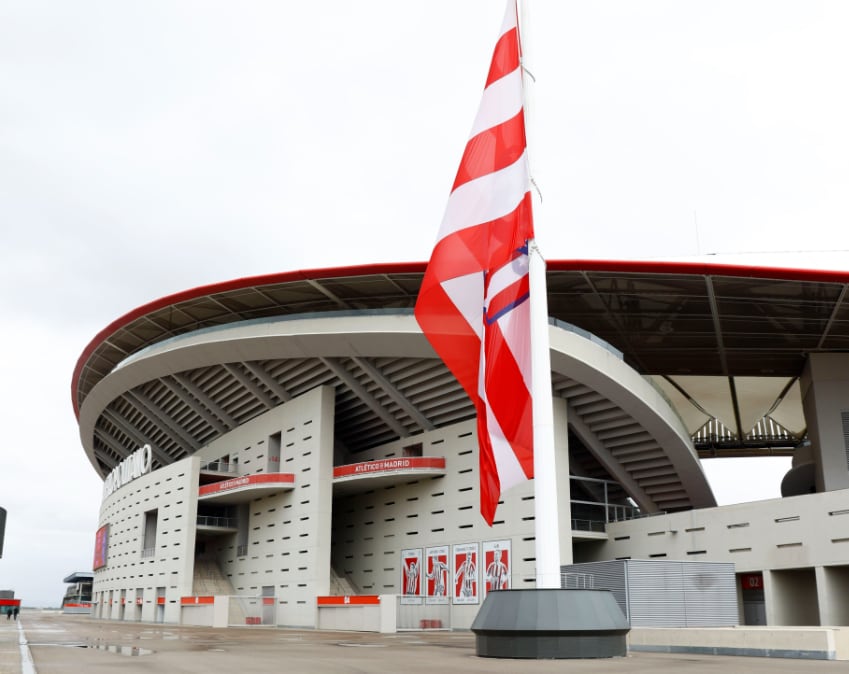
396;596;452;630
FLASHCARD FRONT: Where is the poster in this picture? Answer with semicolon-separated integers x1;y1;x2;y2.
482;539;511;597
452;542;479;604
93;524;109;570
424;545;449;604
401;548;422;604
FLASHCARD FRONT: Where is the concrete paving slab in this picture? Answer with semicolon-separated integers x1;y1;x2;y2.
9;611;849;674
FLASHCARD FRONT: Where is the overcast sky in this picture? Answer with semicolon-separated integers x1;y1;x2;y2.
1;1;847;607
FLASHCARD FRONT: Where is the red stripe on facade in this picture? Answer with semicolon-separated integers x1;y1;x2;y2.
198;472;296;496
316;595;380;606
180;596;215;605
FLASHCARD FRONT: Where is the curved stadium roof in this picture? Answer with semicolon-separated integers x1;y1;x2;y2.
72;259;849;509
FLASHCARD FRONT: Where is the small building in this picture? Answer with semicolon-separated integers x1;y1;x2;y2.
562;559;738;627
62;572;93;614
0;591;21;618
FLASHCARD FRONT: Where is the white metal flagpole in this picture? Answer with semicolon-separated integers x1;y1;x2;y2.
520;0;562;589
529;241;561;588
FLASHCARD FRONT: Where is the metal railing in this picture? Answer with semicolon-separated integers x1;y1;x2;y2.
562;572;595;589
569;475;642;533
200;460;239;474
197;515;237;528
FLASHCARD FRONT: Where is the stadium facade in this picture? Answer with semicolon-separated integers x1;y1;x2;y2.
73;260;849;629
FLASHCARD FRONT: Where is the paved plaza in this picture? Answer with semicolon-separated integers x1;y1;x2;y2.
2;611;848;674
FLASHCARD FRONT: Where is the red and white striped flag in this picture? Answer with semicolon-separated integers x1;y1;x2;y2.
415;0;534;525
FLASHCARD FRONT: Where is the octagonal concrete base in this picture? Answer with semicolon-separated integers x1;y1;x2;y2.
470;588;629;659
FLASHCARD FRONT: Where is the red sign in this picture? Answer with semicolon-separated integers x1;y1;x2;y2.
198;473;295;496
180;596;214;605
741;573;764;590
316;595;380;606
333;457;445;478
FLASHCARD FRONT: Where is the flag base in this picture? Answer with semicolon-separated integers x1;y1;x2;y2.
470;588;629;659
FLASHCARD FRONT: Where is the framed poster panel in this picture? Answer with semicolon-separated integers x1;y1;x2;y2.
452;542;479;604
424;545;450;604
401;548;423;604
482;539;511;597
93;524;109;570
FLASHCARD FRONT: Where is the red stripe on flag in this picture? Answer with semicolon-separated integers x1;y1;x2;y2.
486;25;520;87
452;111;526;192
484;322;534;473
485;273;530;323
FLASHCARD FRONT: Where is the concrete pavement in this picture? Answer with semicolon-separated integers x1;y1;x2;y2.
0;616;25;674
3;611;849;674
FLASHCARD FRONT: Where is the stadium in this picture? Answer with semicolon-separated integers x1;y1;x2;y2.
72;259;849;632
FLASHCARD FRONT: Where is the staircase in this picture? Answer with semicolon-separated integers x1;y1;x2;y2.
329;567;360;596
192;558;236;595
192;558;246;625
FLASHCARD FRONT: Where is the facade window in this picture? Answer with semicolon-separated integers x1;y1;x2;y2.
142;509;158;557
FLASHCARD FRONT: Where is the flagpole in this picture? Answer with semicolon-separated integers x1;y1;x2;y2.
521;0;562;589
528;242;561;588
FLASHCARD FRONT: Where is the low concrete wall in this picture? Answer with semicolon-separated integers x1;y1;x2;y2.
315;595;397;633
628;626;849;660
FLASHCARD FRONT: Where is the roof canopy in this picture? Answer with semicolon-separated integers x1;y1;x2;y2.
73;259;849;479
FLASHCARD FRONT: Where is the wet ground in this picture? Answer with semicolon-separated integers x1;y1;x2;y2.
4;611;848;674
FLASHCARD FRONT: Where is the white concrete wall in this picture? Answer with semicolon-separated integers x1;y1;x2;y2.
93;457;200;622
92;384;577;630
330;400;573;630
198;385;335;628
581;488;849;572
581;488;849;625
628;626;849;660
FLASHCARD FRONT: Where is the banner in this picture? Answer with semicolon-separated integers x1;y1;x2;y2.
452;542;479;604
424;545;450;604
401;548;422;604
482;539;511;597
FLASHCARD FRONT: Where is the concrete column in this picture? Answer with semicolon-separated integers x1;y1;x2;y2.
815;566;833;626
212;596;229;628
816;565;849;626
763;569;777;626
801;353;849;493
553;397;573;565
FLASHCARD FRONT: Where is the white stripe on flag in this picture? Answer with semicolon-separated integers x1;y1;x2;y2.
485;254;529;305
481;384;527;492
468;69;524;139
441;272;485;340
438;151;529;240
496;298;532;391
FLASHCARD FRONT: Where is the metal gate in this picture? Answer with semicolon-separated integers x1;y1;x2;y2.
227;595;276;626
396;596;451;630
